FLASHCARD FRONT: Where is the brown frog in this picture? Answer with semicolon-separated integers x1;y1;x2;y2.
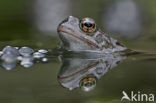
57;16;128;53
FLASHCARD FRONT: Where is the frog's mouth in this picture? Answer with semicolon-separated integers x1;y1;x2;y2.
58;25;102;50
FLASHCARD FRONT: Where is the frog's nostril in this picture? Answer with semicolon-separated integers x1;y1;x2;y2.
68;16;74;19
68;16;77;22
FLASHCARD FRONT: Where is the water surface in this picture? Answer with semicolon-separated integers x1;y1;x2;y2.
0;0;156;103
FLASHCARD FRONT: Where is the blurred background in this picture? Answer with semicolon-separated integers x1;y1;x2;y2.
0;0;156;51
0;0;156;103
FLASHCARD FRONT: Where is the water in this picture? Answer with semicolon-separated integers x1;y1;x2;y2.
0;44;155;103
0;0;156;103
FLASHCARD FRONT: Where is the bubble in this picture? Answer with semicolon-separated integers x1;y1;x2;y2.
1;46;19;63
0;51;3;57
33;52;45;59
42;58;48;62
19;47;34;56
20;56;34;68
14;47;19;50
38;49;48;54
1;62;16;70
17;56;23;61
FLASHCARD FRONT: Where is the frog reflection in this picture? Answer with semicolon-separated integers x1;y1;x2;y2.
57;53;126;91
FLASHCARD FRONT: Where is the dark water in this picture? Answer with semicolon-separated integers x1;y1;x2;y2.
0;41;156;103
0;0;156;103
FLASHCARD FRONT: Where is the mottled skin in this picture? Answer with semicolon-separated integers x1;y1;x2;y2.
58;53;126;91
57;16;127;53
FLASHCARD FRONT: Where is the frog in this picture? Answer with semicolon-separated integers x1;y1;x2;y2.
58;53;126;91
57;16;128;53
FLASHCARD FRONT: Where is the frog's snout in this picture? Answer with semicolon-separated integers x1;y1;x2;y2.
57;22;63;32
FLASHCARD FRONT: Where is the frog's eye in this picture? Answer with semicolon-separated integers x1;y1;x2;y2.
79;76;97;92
80;18;96;33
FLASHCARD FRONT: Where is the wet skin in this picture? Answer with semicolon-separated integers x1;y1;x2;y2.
57;16;128;53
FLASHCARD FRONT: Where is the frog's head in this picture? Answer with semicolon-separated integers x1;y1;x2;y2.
57;16;127;52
